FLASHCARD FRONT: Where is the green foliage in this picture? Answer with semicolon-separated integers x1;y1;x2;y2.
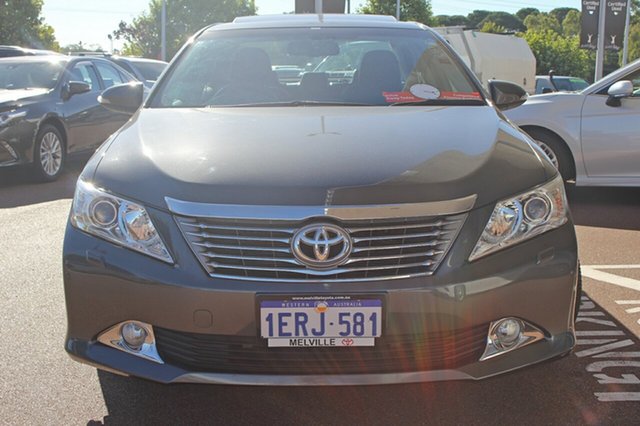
478;12;525;32
562;10;581;37
114;0;256;60
0;0;59;50
524;13;561;34
549;7;577;26
523;30;591;79
358;0;433;24
628;22;640;62
516;8;539;21
479;22;507;34
466;10;491;28
434;15;468;27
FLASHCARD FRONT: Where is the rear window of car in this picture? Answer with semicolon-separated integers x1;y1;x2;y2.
131;61;166;81
0;60;64;90
152;27;483;108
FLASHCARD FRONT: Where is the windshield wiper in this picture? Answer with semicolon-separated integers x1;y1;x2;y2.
390;99;485;107
207;100;372;108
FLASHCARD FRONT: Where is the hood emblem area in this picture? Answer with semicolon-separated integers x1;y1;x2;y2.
292;224;352;269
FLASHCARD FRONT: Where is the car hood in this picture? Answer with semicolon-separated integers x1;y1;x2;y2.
89;106;552;210
505;92;586;125
0;88;50;109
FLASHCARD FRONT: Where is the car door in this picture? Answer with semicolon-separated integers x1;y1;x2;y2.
93;60;136;137
61;61;105;153
581;67;640;177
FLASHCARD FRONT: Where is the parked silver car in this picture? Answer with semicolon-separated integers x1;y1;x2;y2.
63;14;579;385
508;59;640;186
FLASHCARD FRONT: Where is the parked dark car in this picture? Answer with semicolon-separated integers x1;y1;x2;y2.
0;45;62;58
64;14;579;385
0;55;137;181
107;56;168;88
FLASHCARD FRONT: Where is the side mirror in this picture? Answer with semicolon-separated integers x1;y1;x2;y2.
606;80;633;107
98;82;144;114
488;80;528;111
542;87;554;94
62;81;91;100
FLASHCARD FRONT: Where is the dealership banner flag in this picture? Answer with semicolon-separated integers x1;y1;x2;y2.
581;1;629;50
581;0;600;49
605;1;628;50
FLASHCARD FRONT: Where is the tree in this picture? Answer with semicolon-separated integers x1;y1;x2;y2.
433;15;468;27
480;22;507;34
466;10;491;28
0;0;59;50
523;30;591;79
478;12;524;32
358;0;433;24
549;7;577;26
523;13;561;34
562;10;581;37
516;8;539;21
114;0;256;60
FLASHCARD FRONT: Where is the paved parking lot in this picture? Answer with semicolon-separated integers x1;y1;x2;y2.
1;163;639;425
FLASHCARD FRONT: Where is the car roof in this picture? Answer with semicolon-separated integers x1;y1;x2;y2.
206;14;425;32
111;56;168;65
0;55;70;64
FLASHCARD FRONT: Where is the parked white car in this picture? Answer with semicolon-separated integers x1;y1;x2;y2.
506;58;640;186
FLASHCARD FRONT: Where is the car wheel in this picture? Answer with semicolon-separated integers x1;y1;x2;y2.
33;124;65;182
525;128;575;181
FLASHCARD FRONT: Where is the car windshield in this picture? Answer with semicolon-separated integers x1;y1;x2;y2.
128;61;166;81
152;27;483;108
554;77;589;92
0;60;64;90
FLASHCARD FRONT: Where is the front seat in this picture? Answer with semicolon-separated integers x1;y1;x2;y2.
210;47;286;104
345;50;403;105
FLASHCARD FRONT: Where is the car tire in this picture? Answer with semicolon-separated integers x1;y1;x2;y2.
524;128;575;181
33;124;65;182
575;264;582;321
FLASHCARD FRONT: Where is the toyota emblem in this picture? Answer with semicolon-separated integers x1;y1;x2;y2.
292;224;352;269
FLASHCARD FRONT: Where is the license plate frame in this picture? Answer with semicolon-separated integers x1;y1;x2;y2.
257;294;385;348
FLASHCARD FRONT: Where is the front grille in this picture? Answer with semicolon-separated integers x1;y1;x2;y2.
175;214;465;282
154;324;488;375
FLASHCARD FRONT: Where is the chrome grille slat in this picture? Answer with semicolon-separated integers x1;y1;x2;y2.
182;222;295;234
351;230;447;243
206;260;435;275
175;213;466;282
193;242;292;253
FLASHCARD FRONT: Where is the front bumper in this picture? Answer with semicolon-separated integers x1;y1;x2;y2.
63;204;579;385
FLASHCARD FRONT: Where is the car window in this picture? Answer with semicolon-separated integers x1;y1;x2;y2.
535;78;552;94
624;68;640;97
153;27;483;108
69;63;100;91
0;60;64;90
95;62;126;88
130;61;166;81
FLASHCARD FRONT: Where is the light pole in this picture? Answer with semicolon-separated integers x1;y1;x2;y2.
396;0;400;20
161;0;167;61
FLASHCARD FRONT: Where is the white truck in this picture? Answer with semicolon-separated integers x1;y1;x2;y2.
434;27;537;95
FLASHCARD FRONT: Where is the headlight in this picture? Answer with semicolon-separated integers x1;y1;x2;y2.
469;175;568;261
70;179;173;263
0;108;27;127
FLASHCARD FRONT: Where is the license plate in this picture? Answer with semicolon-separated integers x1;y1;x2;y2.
260;296;383;347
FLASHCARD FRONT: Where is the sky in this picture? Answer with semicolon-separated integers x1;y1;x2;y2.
41;0;581;51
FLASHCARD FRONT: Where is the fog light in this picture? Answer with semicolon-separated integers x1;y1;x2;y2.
121;322;147;350
495;318;522;349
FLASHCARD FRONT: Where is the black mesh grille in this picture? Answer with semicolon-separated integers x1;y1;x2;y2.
154;324;488;375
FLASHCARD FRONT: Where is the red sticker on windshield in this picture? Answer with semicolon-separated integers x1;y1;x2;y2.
383;92;423;103
383;91;482;103
439;91;482;100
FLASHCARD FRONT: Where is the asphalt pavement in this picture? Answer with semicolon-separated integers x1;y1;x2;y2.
1;162;639;425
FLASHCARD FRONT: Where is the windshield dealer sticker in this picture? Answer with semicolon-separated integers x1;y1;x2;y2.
409;84;441;100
